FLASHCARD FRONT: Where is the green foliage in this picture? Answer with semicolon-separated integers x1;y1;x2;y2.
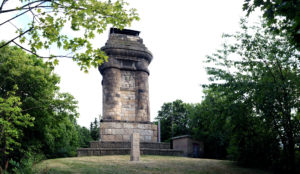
42;93;79;158
77;126;92;148
76;117;101;148
187;90;231;159
0;43;81;172
205;18;300;172
9;150;45;174
155;100;190;142
156;18;299;173
0;88;34;171
243;0;300;50
0;0;139;71
90;117;100;141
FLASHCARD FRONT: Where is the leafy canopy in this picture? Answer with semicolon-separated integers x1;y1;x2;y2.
0;87;34;156
0;0;139;71
90;117;100;141
243;0;300;50
0;43;81;171
205;18;300;172
155;100;190;142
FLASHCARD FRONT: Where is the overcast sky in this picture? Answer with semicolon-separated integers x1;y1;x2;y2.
55;0;251;128
1;0;259;128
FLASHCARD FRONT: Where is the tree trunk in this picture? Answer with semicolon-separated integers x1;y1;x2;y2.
286;127;295;172
0;136;6;172
4;161;8;171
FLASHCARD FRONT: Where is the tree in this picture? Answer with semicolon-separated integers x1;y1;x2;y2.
243;0;300;50
0;43;80;171
187;90;231;159
77;126;92;148
0;0;139;71
0;87;34;172
205;19;300;172
42;93;79;158
155;100;190;142
90;117;100;141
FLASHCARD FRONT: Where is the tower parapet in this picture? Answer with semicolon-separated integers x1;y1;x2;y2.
99;28;152;75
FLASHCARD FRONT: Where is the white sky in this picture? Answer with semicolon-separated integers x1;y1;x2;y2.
55;0;247;128
1;0;258;128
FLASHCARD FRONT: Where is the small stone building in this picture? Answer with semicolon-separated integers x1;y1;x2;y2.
172;135;204;158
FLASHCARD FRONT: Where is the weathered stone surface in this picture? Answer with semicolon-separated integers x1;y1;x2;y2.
115;135;123;141
123;135;130;141
78;141;183;157
100;29;151;123
130;133;140;161
124;123;133;129
145;136;151;141
98;28;156;142
100;122;157;142
77;147;183;157
77;29;184;157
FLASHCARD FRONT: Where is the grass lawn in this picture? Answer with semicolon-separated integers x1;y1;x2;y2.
34;155;270;174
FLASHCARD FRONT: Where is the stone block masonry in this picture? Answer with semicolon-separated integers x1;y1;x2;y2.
101;69;151;122
130;133;140;161
77;28;183;156
77;141;184;157
98;28;157;142
101;122;157;142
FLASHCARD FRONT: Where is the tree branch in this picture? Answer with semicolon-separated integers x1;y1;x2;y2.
0;0;48;14
0;0;8;11
12;41;74;59
21;105;45;112
28;4;40;25
0;0;46;27
0;9;30;26
0;27;33;49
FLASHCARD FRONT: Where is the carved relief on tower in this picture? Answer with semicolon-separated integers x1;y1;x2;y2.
121;71;135;90
120;70;136;121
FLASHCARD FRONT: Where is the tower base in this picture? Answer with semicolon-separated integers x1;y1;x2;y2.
77;141;183;156
100;121;157;142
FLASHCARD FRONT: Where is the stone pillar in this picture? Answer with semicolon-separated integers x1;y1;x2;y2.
102;68;121;120
130;133;140;161
136;71;150;122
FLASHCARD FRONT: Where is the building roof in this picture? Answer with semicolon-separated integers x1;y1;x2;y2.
171;135;192;140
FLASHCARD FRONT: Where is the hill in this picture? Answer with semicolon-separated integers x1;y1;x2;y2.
34;155;271;174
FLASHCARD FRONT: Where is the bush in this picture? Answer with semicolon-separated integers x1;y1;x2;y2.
9;151;45;174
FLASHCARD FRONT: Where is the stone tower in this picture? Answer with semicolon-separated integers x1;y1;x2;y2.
99;28;157;142
77;29;183;157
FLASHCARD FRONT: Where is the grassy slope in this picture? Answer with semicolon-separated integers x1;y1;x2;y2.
34;155;270;174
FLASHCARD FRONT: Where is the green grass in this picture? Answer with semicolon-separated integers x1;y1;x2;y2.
34;155;270;174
